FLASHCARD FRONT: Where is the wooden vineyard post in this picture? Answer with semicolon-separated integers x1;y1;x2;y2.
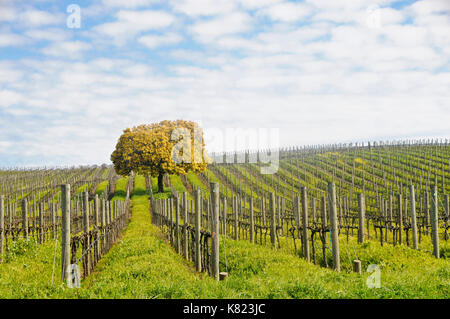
195;189;201;272
164;199;168;238
106;201;111;226
101;199;106;255
162;199;166;227
190;200;193;225
200;193;203;228
168;198;172;244
236;195;240;237
22;199;28;240
210;183;220;281
425;191;430;235
39;203;44;244
173;198;177;245
83;192;91;276
94;195;100;263
277;196;281;236
51;202;56;239
301;186;310;262
176;195;180;254
353;260;361;274
445;195;449;241
358;193;365;244
61;184;71;286
104;200;109;228
249;196;254;244
0;195;4;263
430;185;440;258
7;203;12;241
261;197;266;226
159;199;164;227
240;196;244;240
294;195;301;253
222;197;227;237
219;272;228;281
233;196;238;240
183;192;188;259
270;192;276;249
328;182;340;272
398;194;403;245
159;199;162;226
32;197;36;238
409;185;419;250
320;195;328;267
167;198;171;229
321;196;327;227
389;194;393;230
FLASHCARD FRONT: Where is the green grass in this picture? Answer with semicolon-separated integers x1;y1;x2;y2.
0;175;448;298
150;176;172;200
76;183;89;195
111;177;129;200
96;180;109;196
0;236;75;298
186;171;209;196
169;175;187;194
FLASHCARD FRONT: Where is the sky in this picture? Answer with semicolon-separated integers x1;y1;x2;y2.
0;0;449;167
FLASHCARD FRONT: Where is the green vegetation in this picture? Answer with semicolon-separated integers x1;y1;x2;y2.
76;183;89;195
111;177;129;201
169;175;187;194
0;175;448;298
0;143;449;299
96;180;109;196
150;176;171;200
187;171;209;195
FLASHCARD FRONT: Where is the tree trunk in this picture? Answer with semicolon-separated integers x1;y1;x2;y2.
158;173;164;193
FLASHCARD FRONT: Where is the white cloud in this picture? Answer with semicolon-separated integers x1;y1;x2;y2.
115;9;174;27
25;28;69;42
2;52;449;165
0;32;26;47
0;62;24;84
409;0;450;18
0;6;17;22
138;33;183;48
381;25;428;47
377;7;406;25
19;9;63;27
0;141;12;149
189;12;252;41
94;10;175;44
172;0;236;16
1;0;449;165
305;0;398;11
237;0;283;10
102;0;159;8
41;41;92;57
259;2;313;22
0;90;22;107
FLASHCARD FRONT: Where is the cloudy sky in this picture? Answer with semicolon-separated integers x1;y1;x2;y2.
0;0;449;166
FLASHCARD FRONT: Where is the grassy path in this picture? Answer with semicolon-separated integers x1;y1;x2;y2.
80;175;209;298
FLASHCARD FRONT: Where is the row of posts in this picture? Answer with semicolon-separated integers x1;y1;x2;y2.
151;181;441;280
152;183;223;281
0;182;442;279
60;184;127;286
153;182;342;274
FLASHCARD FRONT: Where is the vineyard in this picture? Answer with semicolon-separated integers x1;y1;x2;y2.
0;140;448;298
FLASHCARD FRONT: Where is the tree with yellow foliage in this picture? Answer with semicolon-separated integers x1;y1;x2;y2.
111;120;209;193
